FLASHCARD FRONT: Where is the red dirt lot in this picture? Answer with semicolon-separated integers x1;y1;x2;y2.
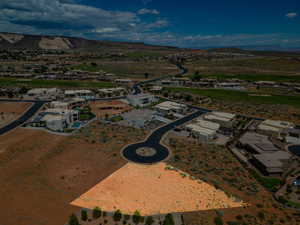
0;122;146;225
0;102;31;127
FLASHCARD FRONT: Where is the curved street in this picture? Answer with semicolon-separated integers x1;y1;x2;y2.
122;64;207;164
0;100;47;135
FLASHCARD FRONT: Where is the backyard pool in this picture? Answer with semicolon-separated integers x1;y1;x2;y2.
72;121;82;129
288;145;300;157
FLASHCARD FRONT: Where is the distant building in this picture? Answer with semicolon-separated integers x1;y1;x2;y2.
252;151;292;176
115;79;132;84
203;111;236;128
258;120;294;134
154;101;188;115
26;88;60;100
127;94;157;107
64;90;95;100
50;98;86;110
238;132;279;154
186;119;220;142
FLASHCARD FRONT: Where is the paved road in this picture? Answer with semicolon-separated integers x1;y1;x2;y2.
0;100;46;135
122;109;206;164
122;64;209;164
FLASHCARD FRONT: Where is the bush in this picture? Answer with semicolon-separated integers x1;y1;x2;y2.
124;214;131;221
145;216;154;225
163;213;175;225
93;207;102;219
257;211;265;221
81;210;88;221
113;209;122;222
214;216;223;225
69;214;80;225
133;210;141;224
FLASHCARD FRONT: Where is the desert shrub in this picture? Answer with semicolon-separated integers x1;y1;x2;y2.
257;211;265;221
113;210;122;222
124;214;131;221
145;216;154;225
214;216;223;225
133;210;141;224
81;210;88;221
69;214;80;225
93;207;102;219
163;213;175;225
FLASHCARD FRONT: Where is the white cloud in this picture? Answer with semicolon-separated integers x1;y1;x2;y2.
93;27;120;33
138;8;159;15
286;12;298;18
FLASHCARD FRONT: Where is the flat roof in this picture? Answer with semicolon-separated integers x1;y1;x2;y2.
253;151;291;168
195;119;220;131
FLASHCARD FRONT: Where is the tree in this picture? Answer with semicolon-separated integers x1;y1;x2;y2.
69;214;80;225
93;207;102;219
81;209;88;221
113;209;122;222
133;210;141;224
163;214;175;225
145;216;154;225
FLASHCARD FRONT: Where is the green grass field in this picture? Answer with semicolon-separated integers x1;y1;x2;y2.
189;73;300;83
166;87;300;108
0;78;115;88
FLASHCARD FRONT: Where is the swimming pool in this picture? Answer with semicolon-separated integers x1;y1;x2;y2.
72;122;82;129
288;145;300;157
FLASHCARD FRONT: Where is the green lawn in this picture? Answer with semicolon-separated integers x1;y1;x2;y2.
166;87;300;108
0;78;115;88
189;73;300;83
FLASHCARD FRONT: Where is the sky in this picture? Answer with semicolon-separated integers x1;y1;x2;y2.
0;0;299;48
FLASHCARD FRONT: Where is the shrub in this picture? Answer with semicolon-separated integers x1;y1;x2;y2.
113;209;122;222
69;214;80;225
214;216;223;225
124;214;131;221
133;210;141;224
93;207;102;219
145;216;154;225
81;210;88;221
163;213;175;225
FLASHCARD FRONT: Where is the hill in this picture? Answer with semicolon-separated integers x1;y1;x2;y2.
0;32;179;52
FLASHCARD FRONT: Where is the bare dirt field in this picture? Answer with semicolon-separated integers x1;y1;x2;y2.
71;162;244;216
0;122;147;225
90;100;132;119
0;102;31;127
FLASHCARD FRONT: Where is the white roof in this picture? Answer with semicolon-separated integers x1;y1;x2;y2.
65;90;92;95
127;94;154;100
42;114;64;122
44;108;72;114
212;111;236;120
155;101;186;111
196;119;220;131
186;124;216;136
261;120;294;129
258;124;281;133
27;88;48;94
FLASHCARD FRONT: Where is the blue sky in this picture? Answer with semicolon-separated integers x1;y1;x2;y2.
0;0;299;47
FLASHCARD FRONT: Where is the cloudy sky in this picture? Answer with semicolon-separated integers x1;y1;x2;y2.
0;0;299;48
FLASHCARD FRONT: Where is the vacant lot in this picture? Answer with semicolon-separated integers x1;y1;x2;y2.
186;57;300;79
72;60;178;79
72;162;244;216
0;122;147;225
0;78;115;88
90;100;132;119
164;134;300;225
0;101;31;127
